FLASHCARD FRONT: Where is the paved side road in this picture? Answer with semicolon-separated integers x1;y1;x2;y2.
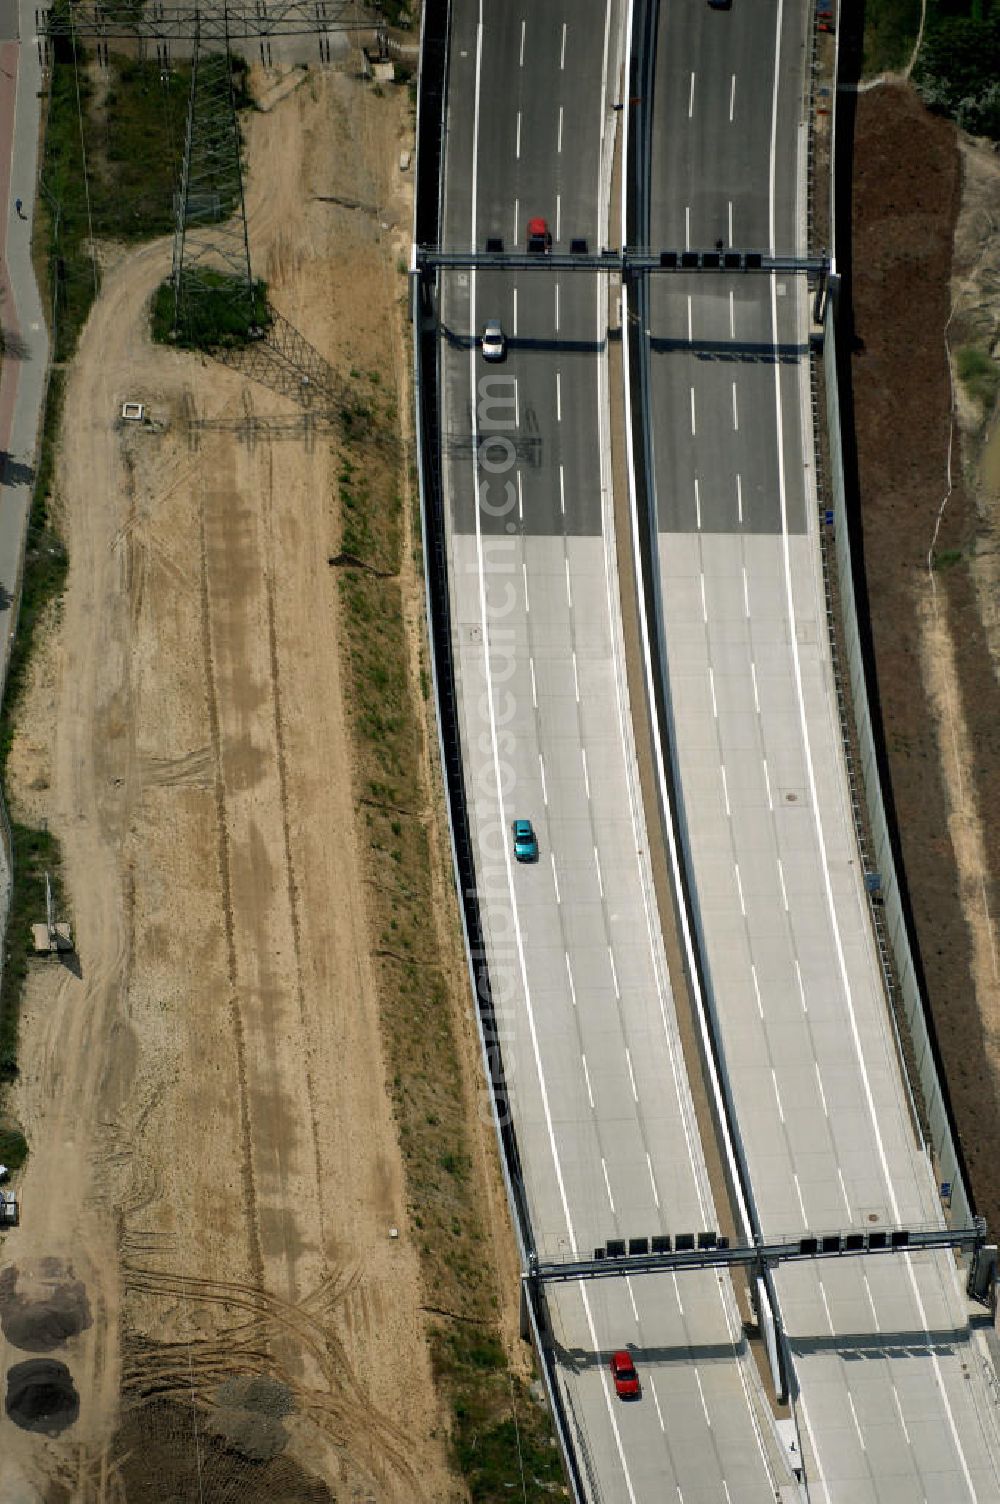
0;0;49;922
0;0;48;675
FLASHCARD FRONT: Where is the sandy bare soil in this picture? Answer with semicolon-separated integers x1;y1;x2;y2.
0;65;463;1502
849;83;1000;1230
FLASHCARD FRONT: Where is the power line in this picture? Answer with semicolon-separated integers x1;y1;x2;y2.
38;0;382;42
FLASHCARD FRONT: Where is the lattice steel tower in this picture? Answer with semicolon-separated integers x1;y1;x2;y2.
170;23;257;337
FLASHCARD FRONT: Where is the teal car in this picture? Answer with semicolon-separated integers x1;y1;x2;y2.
512;819;539;863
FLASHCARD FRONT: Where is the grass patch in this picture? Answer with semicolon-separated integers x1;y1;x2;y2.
0;1126;28;1171
932;547;964;570
956;345;1000;414
432;1325;563;1499
0;369;71;1175
380;0;415;23
39;43;253;362
336;384;562;1498
150;272;271;350
0;822;68;1082
863;0;923;74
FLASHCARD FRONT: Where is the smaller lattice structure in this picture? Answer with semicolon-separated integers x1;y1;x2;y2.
32;872;73;955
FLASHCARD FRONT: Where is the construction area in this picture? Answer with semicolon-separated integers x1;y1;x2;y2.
0;36;542;1504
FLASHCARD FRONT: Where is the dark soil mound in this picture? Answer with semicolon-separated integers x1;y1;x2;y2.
204;1404;288;1462
111;1398;335;1504
0;1259;92;1352
214;1373;294;1418
5;1358;80;1434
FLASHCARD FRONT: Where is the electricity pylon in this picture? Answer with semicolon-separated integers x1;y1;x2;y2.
170;25;259;340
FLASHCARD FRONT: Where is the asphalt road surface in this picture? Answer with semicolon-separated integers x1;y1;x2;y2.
436;2;798;1499
643;0;1000;1497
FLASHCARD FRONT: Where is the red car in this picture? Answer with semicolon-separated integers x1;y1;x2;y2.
610;1349;640;1399
527;216;552;252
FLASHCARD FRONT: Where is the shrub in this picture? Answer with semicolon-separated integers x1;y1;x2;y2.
915;12;1000;138
956;345;1000;412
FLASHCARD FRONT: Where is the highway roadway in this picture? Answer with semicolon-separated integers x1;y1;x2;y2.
435;1;799;1499
641;0;1000;1496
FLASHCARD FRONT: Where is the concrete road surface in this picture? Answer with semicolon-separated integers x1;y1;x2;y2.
435;1;797;1498
642;0;1000;1496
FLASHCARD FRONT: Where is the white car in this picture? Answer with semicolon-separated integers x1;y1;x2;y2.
481;320;506;362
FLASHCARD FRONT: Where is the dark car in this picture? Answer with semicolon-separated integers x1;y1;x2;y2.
610;1350;641;1400
511;819;539;863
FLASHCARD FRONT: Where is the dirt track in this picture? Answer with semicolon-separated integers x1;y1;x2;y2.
1;66;461;1501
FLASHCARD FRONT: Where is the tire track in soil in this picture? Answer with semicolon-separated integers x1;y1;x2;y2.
197;486;266;1295
260;445;327;1250
191;471;426;1498
119;1265;424;1494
